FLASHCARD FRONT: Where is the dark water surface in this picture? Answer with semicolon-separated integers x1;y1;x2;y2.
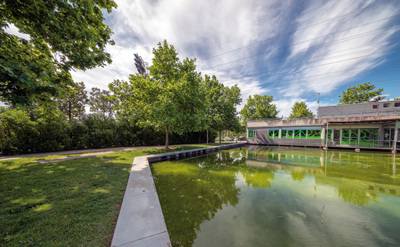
151;146;400;247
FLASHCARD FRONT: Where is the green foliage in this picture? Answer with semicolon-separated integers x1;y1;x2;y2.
289;101;314;119
57;82;88;120
338;82;384;104
89;87;117;118
239;94;278;124
110;40;207;148
203;75;242;136
1;0;117;107
0;33;73;108
0;107;212;155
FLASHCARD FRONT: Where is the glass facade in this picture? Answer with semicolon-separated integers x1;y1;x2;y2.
359;128;379;147
308;130;321;139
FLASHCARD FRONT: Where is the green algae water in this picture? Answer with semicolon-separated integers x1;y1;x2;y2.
151;146;400;247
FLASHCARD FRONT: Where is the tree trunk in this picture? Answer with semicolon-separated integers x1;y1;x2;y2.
219;130;222;144
165;125;169;149
68;100;72;121
206;129;209;144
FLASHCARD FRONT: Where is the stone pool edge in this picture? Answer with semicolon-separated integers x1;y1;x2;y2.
111;143;247;247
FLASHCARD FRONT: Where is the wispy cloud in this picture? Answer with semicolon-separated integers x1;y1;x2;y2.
281;0;400;97
70;0;400;115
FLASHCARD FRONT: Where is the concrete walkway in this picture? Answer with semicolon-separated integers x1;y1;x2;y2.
111;143;246;247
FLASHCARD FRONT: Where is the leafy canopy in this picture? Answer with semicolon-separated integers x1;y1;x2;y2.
110;40;207;148
338;82;383;104
0;0;117;107
289;101;314;119
239;94;278;124
203;75;241;135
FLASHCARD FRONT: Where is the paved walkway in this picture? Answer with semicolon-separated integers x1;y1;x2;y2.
0;146;157;161
0;142;246;162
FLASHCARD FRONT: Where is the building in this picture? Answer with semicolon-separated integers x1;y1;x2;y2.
247;100;400;153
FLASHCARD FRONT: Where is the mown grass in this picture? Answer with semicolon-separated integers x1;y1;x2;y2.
0;144;219;247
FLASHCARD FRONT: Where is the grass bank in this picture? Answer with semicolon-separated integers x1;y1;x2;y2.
0;144;219;246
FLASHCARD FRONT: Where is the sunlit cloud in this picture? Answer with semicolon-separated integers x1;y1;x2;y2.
69;0;400;116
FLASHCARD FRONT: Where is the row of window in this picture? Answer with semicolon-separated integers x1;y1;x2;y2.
248;129;322;139
249;128;380;141
372;102;400;109
269;129;322;139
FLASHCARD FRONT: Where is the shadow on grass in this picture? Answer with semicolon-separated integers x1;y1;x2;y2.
0;156;130;246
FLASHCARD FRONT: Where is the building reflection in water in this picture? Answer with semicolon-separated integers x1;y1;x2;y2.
246;145;399;206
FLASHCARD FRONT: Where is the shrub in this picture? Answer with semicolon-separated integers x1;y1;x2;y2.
224;136;233;141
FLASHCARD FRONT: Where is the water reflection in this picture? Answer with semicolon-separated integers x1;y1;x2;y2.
152;146;400;247
152;149;244;247
247;146;400;206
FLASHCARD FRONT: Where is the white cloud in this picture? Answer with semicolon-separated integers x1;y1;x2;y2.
282;0;399;97
69;0;399;116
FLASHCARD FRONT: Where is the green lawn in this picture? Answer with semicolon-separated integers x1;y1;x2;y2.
0;144;219;246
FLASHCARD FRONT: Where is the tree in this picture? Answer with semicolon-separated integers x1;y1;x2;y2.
338;82;383;104
203;75;242;143
0;0;117;107
289;101;314;119
89;87;116;118
110;40;207;148
239;94;278;125
57;82;88;121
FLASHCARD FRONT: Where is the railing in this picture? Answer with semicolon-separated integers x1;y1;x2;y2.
248;116;316;122
325;139;396;148
319;110;400;119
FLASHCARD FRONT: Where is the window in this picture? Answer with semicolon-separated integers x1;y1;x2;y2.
326;129;333;139
294;130;301;139
342;129;351;145
360;128;379;147
395;102;400;107
254;130;257;138
300;130;307;139
268;130;274;138
383;103;390;108
273;130;279;138
248;130;254;138
308;130;322;139
372;104;379;109
281;130;288;138
287;130;294;138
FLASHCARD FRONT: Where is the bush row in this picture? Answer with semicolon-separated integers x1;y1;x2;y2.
0;109;216;155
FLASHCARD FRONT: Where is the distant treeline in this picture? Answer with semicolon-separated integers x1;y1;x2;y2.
0;108;215;155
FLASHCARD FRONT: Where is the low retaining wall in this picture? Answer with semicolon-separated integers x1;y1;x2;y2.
111;143;246;247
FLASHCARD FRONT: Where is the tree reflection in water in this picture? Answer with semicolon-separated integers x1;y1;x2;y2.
152;146;400;246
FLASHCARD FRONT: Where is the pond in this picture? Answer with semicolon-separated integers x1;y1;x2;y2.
151;145;400;247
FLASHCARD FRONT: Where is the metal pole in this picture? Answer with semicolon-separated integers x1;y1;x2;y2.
325;122;329;148
393;120;398;153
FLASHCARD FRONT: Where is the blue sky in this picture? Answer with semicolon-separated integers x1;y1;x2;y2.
69;0;400;116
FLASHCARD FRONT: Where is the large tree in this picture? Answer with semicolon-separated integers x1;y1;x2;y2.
338;82;383;104
240;94;278;125
203;75;242;143
0;0;117;107
110;40;207;148
289;101;314;119
57;81;88;121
